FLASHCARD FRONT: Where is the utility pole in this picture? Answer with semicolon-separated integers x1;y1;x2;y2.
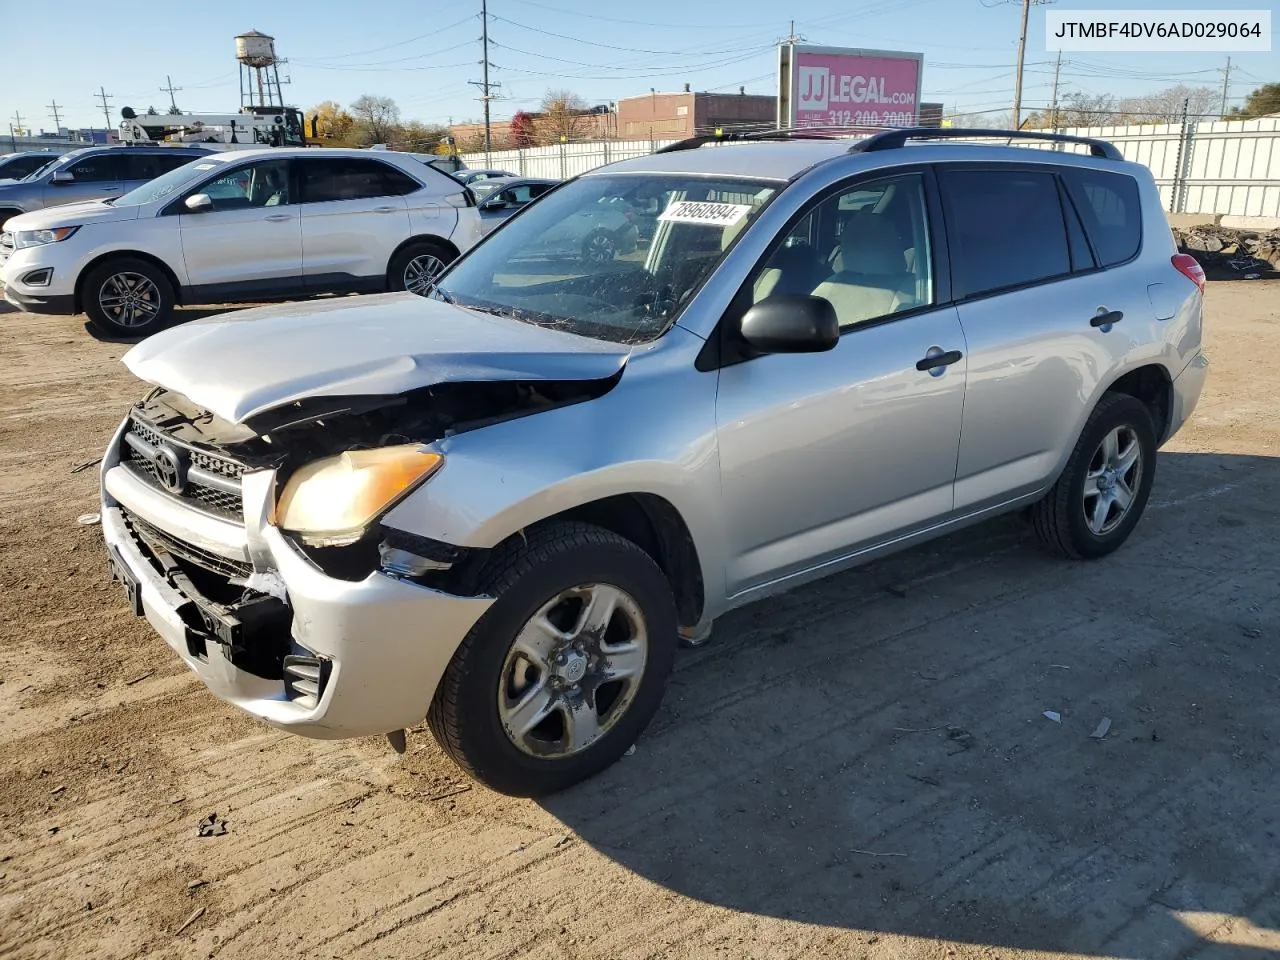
1048;49;1063;131
95;86;113;133
161;75;182;113
48;100;63;131
1012;0;1031;129
481;0;491;153
1219;56;1232;117
11;111;24;140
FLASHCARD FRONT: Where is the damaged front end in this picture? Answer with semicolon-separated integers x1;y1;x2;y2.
101;368;622;733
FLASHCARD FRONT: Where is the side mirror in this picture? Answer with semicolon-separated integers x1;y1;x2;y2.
739;296;840;354
50;170;74;185
184;193;213;213
480;196;508;211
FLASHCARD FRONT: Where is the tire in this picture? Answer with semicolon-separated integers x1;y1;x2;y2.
1030;393;1158;560
428;521;678;796
388;240;455;296
581;229;616;264
82;257;175;337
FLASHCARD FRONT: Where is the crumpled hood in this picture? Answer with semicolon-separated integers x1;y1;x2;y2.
5;200;141;231
123;293;632;424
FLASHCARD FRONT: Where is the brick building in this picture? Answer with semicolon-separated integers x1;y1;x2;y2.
617;88;777;139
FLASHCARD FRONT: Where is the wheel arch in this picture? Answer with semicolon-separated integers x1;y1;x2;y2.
388;234;461;272
1102;362;1174;443
75;250;184;313
514;494;705;630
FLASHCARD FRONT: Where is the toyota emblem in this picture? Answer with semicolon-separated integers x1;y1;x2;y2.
154;445;187;494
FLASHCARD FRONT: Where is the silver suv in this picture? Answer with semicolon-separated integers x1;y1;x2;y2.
0;145;213;227
99;129;1207;795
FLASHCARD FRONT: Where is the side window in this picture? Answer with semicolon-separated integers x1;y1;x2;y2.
198;159;291;211
379;164;422;196
67;154;124;182
126;154;173;181
940;168;1070;299
751;173;934;330
1064;169;1143;267
299;158;416;203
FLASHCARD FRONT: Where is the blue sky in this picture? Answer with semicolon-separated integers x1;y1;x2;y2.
5;0;1276;133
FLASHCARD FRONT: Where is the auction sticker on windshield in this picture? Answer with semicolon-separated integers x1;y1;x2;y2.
659;201;752;226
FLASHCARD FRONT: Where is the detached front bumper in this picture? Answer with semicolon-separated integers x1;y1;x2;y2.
101;457;493;739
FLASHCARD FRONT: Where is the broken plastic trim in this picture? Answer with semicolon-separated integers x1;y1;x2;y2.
286;524;489;594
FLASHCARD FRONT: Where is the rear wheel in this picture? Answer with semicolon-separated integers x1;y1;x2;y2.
428;522;677;796
82;257;174;337
1030;393;1157;559
388;240;455;296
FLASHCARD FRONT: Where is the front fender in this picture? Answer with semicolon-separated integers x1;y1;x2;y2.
380;326;729;608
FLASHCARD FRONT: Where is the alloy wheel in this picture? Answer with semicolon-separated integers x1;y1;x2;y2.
404;254;445;296
99;272;161;328
497;583;648;759
1083;424;1142;535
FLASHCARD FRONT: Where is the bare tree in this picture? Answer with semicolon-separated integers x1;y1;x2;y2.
1119;84;1218;124
539;89;592;144
945;109;1015;130
349;94;402;144
1052;92;1122;128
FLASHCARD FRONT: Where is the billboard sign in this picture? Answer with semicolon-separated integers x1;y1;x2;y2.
778;45;923;130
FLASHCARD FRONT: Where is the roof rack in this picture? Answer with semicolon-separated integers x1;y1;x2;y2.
847;127;1124;160
653;126;864;154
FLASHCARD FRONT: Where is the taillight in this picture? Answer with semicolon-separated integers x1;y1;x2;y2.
1172;253;1206;292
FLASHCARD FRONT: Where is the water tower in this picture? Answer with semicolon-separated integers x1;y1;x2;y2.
236;30;286;113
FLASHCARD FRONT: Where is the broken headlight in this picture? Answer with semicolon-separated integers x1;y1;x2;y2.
274;445;444;547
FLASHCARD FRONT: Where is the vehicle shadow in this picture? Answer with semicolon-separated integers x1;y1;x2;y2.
79;305;264;344
541;450;1280;958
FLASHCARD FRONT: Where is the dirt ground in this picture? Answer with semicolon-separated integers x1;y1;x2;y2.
0;286;1277;960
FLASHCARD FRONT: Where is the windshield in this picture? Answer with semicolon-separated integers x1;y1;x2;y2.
113;158;224;206
23;154;72;181
434;173;778;344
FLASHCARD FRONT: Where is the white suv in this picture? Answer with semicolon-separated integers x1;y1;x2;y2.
0;147;484;336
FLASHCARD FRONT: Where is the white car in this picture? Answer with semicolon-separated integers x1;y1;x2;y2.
0;147;484;336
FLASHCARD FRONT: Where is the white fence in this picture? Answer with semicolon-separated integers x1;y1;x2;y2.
463;118;1280;220
461;139;678;180
1041;117;1280;219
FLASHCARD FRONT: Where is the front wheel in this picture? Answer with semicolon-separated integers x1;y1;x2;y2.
1030;393;1158;559
388;241;455;296
82;257;175;337
428;522;677;796
581;230;616;264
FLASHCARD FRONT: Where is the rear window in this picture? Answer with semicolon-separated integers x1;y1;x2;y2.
939;168;1071;299
1065;169;1143;266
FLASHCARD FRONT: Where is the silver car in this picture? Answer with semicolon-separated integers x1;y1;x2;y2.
98;129;1207;795
0;145;212;228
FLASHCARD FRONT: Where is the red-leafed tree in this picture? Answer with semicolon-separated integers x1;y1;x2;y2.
510;110;537;148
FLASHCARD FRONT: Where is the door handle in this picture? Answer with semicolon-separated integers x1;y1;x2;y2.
1090;309;1124;328
263;213;292;222
916;348;963;373
373;205;397;213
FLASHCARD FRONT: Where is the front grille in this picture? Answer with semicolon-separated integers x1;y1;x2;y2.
121;415;245;520
122;507;253;580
